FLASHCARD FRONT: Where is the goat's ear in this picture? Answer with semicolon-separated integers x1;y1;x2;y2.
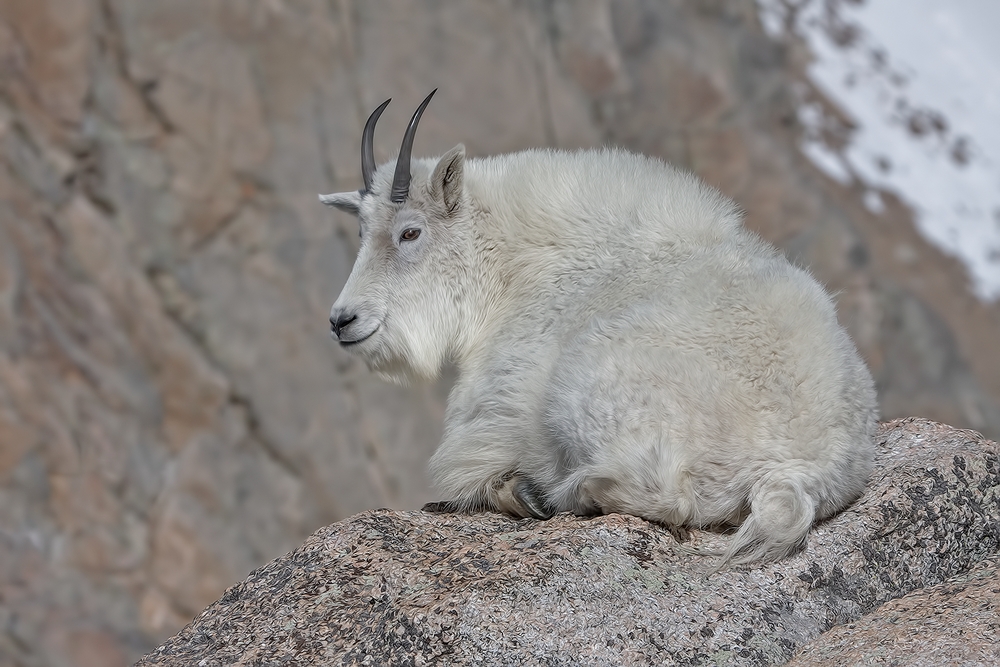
430;144;465;214
319;191;362;215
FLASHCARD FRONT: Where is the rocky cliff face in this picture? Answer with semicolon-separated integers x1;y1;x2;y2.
135;419;1000;666
1;2;999;666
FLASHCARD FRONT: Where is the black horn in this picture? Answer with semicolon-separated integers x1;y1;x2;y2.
390;89;437;203
361;98;391;194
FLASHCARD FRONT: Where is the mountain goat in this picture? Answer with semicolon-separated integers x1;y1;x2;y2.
320;90;878;565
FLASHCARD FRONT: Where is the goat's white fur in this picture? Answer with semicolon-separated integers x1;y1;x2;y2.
324;145;878;565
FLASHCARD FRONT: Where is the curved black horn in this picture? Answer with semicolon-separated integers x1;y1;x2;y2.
361;98;391;194
390;89;437;203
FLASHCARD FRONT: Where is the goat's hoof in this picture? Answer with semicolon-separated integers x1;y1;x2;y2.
422;500;460;513
513;478;555;520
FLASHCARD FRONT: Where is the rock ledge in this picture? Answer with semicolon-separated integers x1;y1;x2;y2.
137;419;999;666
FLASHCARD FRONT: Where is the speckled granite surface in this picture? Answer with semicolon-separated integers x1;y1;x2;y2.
136;419;999;666
787;556;999;666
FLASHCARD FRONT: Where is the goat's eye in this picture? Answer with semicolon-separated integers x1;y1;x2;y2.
400;228;420;242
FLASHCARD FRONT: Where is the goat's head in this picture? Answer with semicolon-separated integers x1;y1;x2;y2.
320;90;471;383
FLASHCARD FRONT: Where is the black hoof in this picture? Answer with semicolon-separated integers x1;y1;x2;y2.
421;500;460;513
514;479;555;520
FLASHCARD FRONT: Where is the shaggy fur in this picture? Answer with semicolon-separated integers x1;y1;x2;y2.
322;144;878;566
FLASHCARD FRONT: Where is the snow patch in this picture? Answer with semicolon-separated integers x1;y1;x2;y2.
757;0;1000;301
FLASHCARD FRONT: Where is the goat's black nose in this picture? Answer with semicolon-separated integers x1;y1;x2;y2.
330;312;357;338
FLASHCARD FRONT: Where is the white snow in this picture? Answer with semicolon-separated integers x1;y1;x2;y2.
757;0;1000;301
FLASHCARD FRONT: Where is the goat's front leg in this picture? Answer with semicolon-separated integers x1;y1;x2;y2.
492;472;554;520
425;382;555;519
422;471;554;520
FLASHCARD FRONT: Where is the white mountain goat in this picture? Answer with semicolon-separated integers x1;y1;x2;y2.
320;90;878;565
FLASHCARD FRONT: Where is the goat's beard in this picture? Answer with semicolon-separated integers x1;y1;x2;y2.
362;326;447;386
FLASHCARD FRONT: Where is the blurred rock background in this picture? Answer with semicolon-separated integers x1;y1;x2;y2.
0;1;997;665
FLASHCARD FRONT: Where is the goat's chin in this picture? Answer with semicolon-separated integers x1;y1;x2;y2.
346;322;448;385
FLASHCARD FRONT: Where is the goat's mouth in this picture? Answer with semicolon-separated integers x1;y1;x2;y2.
338;325;380;347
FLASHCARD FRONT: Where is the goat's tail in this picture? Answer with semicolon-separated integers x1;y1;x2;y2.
717;464;822;568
